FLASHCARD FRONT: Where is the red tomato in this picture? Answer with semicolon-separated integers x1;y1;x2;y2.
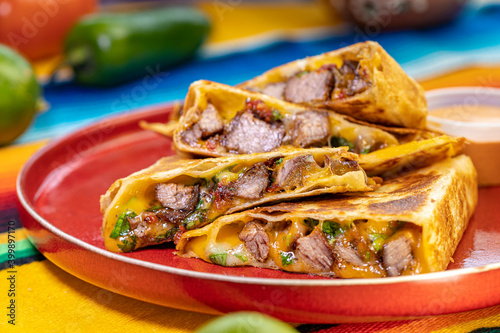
0;0;97;60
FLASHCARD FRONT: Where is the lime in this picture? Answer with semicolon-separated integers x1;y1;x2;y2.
196;312;299;333
0;44;42;145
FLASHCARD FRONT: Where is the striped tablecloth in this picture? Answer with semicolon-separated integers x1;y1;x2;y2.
1;1;500;331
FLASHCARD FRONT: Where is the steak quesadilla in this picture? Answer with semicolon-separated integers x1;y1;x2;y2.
100;147;376;252
144;80;463;177
239;41;427;129
177;155;478;278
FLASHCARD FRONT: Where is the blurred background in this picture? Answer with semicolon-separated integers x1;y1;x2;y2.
1;0;499;144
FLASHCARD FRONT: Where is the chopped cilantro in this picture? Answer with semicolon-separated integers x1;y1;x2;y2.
275;157;284;165
146;204;163;212
155;227;179;243
234;253;248;263
361;146;371;154
195;198;205;211
280;251;295;266
117;236;136;252
110;211;137;239
209;253;227;266
330;136;355;151
272;110;284;121
322;220;344;242
296;70;310;78
184;211;205;230
365;252;371;261
370;233;387;251
304;218;320;228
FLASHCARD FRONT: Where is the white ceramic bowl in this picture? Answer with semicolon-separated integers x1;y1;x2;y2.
426;87;500;187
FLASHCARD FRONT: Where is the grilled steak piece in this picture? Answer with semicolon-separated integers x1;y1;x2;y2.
181;124;202;146
128;213;179;247
239;221;270;262
284;70;334;104
287;110;330;147
261;82;286;99
334;60;370;97
223;111;285;154
234;163;270;199
296;228;334;271
155;183;200;211
198;103;224;138
334;242;365;266
274;154;316;189
383;235;413;276
156;208;192;225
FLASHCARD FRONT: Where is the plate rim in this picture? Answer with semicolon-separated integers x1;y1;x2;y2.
16;104;500;288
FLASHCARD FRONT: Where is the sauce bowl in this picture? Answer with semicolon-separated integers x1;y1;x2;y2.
426;87;500;187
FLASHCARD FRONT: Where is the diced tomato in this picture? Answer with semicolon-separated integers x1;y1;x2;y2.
144;214;159;224
245;98;274;122
206;139;217;150
213;182;234;209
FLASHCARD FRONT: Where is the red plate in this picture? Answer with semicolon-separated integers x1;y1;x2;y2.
17;104;500;323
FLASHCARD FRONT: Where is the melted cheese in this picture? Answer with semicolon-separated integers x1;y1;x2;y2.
178;217;425;278
103;182;155;252
105;150;371;252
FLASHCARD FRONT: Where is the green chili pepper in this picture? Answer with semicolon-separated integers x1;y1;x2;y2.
65;7;210;86
234;253;248;263
209;253;227;266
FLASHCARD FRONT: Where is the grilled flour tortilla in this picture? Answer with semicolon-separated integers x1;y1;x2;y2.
148;80;463;177
239;41;427;129
177;155;478;278
100;147;376;253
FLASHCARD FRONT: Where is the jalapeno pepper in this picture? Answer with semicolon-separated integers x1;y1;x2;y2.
64;7;210;86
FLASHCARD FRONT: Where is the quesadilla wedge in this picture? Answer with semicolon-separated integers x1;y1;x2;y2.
177;154;478;278
100;147;376;253
239;41;427;129
145;80;463;177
